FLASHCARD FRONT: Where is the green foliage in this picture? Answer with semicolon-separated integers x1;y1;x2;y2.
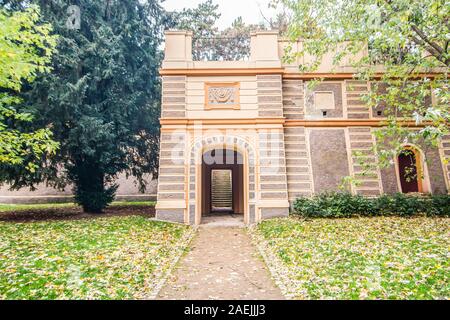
208;17;257;61
293;192;377;217
376;193;424;216
293;192;450;218
167;0;221;60
254;217;449;299
169;1;288;61
429;194;450;216
0;5;58;172
0;5;55;91
0;216;191;299
1;0;166;212
277;0;449;171
74;184;117;214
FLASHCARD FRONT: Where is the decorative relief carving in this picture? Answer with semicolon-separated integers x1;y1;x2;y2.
205;82;240;109
209;87;235;104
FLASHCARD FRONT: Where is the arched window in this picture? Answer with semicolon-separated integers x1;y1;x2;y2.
397;146;423;193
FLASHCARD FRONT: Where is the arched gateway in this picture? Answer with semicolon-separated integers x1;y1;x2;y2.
189;135;256;225
156;124;291;225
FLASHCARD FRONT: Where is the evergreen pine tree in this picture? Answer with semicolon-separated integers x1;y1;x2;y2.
1;0;166;213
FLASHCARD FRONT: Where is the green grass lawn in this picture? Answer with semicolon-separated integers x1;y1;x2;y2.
252;217;449;300
0;216;191;299
0;201;155;212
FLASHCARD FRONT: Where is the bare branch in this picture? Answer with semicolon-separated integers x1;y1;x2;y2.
410;25;448;66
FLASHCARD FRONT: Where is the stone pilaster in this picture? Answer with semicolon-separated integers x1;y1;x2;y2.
347;127;383;196
283;127;314;204
440;134;450;193
282;80;304;119
345;80;370;119
156;131;187;223
257;75;283;117
258;129;289;218
161;76;186;118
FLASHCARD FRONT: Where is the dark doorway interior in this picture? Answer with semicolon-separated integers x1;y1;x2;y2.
202;149;244;216
398;149;419;193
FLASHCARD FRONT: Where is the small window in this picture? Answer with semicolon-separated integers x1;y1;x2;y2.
322;111;327;117
377;110;382;116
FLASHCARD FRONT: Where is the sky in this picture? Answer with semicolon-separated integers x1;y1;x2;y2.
162;0;277;30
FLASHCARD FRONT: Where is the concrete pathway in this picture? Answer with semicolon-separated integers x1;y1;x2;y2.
157;220;284;300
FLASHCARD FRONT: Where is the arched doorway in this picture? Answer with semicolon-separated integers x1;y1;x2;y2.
397;146;423;193
201;149;244;219
189;135;256;226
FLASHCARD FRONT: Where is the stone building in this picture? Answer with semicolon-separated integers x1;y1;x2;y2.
156;30;450;225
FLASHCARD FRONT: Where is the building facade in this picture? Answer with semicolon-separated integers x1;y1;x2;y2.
156;30;450;225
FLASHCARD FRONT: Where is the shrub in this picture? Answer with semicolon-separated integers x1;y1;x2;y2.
293;192;377;218
375;193;424;216
292;192;450;218
427;195;450;216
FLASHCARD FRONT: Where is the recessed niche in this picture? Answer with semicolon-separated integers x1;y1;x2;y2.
314;91;335;110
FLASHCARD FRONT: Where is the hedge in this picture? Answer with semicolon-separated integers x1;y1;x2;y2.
292;192;450;218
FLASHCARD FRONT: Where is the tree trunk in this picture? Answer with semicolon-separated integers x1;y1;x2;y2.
72;161;116;213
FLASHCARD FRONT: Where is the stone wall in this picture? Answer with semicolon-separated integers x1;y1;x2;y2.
0;173;157;204
440;134;450;191
283;124;449;198
423;145;448;194
305;82;344;119
309;129;350;193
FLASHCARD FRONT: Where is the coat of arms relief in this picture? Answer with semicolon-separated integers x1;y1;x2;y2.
205;82;240;109
209;87;236;105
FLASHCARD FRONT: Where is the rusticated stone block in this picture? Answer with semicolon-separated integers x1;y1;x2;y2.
260;207;289;219
156;209;185;223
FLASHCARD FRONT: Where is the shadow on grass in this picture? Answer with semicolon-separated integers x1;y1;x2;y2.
0;201;156;222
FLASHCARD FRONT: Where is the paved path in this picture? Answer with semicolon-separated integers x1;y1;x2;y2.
157;223;284;300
